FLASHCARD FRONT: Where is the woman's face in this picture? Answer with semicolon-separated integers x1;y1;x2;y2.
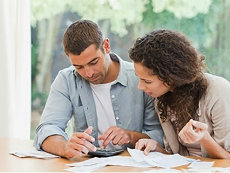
134;62;170;98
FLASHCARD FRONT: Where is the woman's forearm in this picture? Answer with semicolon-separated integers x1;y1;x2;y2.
200;132;230;159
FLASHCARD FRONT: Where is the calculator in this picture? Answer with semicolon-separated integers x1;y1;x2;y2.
88;148;124;157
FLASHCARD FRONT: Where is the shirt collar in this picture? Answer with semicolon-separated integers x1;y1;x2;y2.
110;53;128;87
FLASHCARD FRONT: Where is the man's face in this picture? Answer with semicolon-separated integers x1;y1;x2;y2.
69;44;110;84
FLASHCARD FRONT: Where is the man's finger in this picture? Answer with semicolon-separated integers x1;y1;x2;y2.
84;126;93;135
75;132;95;143
98;128;113;140
101;132;116;148
69;142;89;154
112;134;122;145
65;148;82;158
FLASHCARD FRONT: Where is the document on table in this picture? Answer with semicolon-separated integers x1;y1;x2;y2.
188;161;214;169
142;169;182;173
183;161;215;172
66;162;107;172
65;156;152;172
127;147;166;163
183;166;230;173
128;148;196;168
10;149;59;159
65;148;198;172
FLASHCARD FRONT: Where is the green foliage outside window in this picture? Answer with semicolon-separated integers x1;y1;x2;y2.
30;0;230;139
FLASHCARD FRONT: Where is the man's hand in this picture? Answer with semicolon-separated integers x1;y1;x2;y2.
98;126;130;149
179;119;209;144
64;126;97;158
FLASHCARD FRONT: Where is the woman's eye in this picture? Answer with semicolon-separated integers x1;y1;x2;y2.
144;80;152;84
75;66;83;70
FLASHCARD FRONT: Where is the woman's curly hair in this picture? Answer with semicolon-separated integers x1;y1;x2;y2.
129;29;208;131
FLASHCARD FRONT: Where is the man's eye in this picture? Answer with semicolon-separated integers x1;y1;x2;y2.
90;60;98;65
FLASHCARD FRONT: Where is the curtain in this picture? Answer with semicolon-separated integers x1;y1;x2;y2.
0;0;31;139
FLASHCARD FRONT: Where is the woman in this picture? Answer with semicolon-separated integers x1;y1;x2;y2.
129;29;230;159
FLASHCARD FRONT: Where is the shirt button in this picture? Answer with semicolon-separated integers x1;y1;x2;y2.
115;116;119;120
111;95;115;99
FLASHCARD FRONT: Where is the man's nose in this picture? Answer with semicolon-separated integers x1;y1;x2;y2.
85;66;94;78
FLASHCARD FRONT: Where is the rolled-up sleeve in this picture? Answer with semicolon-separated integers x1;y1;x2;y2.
34;71;73;150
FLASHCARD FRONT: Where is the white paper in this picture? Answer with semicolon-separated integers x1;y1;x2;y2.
10;149;59;159
107;156;152;167
183;167;230;173
128;148;197;168
65;162;107;172
66;148;199;172
182;164;229;172
146;154;192;168
67;157;107;167
67;156;152;169
142;168;182;173
127;148;165;162
212;167;230;172
188;161;214;169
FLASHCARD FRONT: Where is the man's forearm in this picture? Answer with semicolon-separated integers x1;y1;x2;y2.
41;135;67;157
125;130;150;147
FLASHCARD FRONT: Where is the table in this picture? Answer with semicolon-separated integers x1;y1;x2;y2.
0;138;229;172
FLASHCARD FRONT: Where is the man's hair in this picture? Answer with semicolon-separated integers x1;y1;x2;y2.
129;29;208;131
63;20;104;56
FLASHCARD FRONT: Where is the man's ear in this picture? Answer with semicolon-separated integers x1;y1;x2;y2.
103;38;110;54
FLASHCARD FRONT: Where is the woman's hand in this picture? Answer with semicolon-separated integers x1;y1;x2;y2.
179;119;209;144
179;119;230;159
135;139;159;155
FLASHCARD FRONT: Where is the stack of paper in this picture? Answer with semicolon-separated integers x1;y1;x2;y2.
10;149;59;159
65;156;152;172
65;148;198;172
127;148;196;168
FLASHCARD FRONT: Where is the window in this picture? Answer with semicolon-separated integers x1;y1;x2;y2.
31;0;230;139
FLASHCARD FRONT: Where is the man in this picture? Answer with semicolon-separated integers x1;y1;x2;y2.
34;20;163;159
